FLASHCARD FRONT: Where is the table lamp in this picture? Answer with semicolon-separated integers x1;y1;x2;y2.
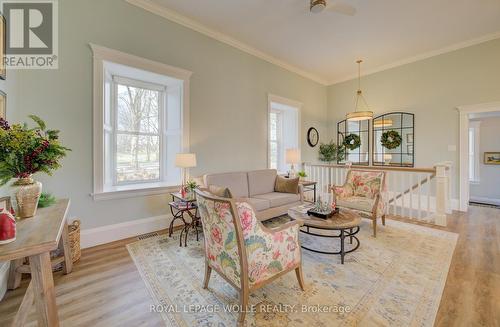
285;148;300;177
175;153;197;195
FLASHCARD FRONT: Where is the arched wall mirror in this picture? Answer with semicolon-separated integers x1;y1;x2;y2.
372;112;414;167
337;119;370;165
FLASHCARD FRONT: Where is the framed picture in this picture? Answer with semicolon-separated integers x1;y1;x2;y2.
0;90;5;119
484;152;500;165
0;14;5;80
406;133;414;144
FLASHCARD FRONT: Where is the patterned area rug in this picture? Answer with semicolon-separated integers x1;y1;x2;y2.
127;218;458;327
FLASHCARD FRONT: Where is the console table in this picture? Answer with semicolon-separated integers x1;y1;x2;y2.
0;199;72;327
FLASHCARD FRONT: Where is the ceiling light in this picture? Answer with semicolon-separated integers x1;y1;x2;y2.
373;119;393;127
310;0;326;13
346;60;374;121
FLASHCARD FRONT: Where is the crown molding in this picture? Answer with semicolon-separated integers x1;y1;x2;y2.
126;0;500;87
327;31;500;85
125;0;329;85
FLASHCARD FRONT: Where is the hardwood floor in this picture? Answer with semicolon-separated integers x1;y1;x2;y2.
0;206;499;326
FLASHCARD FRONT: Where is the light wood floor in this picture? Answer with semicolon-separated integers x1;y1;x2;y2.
0;206;499;326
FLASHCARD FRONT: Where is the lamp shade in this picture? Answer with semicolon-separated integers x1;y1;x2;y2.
285;148;300;164
346;110;373;121
175;153;197;168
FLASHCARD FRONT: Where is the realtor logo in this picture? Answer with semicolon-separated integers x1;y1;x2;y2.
1;0;58;69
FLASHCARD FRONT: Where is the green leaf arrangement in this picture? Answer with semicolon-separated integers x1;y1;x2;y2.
381;130;402;149
343;133;361;150
318;140;345;163
38;192;57;208
0;115;71;186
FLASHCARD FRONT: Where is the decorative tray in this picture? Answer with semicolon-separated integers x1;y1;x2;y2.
307;207;339;219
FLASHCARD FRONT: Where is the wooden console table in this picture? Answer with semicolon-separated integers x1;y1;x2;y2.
0;199;72;327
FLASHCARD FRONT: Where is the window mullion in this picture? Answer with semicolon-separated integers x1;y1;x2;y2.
111;81;118;186
159;90;167;182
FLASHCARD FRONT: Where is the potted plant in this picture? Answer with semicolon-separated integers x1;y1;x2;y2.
0;116;70;218
185;180;198;199
297;170;307;181
318;140;345;164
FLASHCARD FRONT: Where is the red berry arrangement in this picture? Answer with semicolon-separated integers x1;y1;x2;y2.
0;115;70;185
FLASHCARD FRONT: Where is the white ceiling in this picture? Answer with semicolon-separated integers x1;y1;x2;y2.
133;0;500;85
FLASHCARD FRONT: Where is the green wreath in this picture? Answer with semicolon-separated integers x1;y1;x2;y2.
343;134;361;150
381;130;402;149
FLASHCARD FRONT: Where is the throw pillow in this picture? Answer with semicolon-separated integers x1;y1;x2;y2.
274;176;299;194
208;185;233;198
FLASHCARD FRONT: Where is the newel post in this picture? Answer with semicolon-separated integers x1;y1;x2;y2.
434;163;448;226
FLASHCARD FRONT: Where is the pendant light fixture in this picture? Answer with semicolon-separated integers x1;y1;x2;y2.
373;119;393;128
346;60;373;121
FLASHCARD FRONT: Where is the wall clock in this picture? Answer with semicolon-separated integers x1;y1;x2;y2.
307;127;319;147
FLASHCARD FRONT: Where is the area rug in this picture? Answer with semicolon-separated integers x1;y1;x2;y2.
127;218;458;327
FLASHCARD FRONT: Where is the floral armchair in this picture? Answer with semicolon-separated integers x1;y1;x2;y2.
332;170;387;237
195;189;305;326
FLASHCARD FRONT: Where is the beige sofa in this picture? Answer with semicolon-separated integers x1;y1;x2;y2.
202;169;303;221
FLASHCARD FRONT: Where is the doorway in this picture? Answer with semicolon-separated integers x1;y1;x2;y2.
457;102;500;211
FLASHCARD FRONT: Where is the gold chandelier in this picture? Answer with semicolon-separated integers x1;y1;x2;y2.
346;60;373;121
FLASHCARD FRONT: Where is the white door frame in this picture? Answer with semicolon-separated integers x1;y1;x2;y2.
456;101;500;212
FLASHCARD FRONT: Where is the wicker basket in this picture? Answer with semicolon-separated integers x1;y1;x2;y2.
68;220;81;262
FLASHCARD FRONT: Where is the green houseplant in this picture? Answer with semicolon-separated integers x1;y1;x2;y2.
318;140;345;163
0;116;70;217
297;170;307;181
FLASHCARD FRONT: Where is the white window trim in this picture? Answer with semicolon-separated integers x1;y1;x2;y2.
468;120;481;184
267;94;302;172
90;44;192;200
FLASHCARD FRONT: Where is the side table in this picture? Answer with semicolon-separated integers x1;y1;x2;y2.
169;192;201;247
299;180;317;203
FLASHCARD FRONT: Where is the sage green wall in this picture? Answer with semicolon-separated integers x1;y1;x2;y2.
0;71;20;198
327;38;500;198
13;0;327;229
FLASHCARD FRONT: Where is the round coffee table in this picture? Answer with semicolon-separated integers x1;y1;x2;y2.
288;207;362;264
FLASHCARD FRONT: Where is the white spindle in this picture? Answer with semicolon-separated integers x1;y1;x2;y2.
426;175;431;218
417;173;422;219
409;173;414;219
398;173;405;216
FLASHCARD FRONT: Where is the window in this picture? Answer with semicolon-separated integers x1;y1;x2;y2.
91;44;192;200
468;121;480;183
268;95;300;173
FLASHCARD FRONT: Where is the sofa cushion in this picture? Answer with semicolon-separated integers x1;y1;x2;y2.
274;176;299;194
208;185;233;198
204;172;249;198
247;169;277;196
336;196;375;213
240;197;270;211
253;192;301;208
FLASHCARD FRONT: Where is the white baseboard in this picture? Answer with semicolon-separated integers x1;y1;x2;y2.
80;214;178;249
470;196;500;206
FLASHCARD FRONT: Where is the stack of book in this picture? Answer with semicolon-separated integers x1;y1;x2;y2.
170;201;196;210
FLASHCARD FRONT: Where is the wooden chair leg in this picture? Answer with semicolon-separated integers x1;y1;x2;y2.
372;219;377;237
203;263;212;289
295;266;306;291
238;291;249;326
382;214;386;226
